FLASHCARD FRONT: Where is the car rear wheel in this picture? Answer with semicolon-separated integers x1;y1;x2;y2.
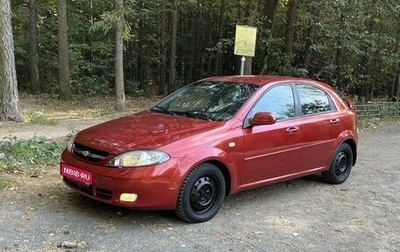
322;143;353;184
175;163;226;223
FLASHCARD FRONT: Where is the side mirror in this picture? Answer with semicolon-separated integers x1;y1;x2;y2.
251;112;277;126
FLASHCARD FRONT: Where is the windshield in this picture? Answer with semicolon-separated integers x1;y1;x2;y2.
151;81;259;121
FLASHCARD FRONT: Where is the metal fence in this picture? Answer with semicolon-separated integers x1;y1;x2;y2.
355;102;400;120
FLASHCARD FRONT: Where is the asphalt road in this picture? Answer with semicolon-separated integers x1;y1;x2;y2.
1;123;399;252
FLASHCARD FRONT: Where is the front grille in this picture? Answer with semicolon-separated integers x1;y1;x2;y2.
64;177;112;200
72;143;108;162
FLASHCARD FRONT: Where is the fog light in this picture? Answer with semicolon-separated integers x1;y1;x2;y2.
120;193;138;203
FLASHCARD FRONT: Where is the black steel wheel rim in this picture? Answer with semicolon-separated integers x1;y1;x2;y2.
189;176;218;213
335;151;348;178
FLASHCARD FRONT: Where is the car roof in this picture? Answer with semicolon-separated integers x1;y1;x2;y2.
200;75;333;89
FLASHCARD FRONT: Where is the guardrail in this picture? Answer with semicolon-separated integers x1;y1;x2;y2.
355;102;400;120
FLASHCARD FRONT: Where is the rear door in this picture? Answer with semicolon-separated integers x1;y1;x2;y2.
295;83;343;171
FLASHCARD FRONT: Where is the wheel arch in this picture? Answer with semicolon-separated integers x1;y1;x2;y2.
204;160;232;196
174;146;239;197
333;129;357;167
343;138;357;166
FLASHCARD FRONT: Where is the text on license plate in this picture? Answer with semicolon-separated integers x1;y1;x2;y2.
61;163;93;185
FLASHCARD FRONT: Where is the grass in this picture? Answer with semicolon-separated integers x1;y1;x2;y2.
0;175;11;190
24;110;57;125
0;136;65;191
0;136;66;174
19;93;159;121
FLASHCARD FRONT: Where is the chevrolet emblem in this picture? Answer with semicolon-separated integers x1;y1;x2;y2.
81;150;90;157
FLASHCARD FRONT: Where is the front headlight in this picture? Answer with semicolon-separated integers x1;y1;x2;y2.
106;150;170;167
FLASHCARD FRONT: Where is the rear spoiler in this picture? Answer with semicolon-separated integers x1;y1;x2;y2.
342;98;355;110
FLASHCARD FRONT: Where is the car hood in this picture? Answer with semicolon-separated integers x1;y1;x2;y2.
74;111;222;154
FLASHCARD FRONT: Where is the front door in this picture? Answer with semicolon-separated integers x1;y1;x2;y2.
241;84;302;186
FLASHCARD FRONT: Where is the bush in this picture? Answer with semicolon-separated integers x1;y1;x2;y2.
0;136;66;173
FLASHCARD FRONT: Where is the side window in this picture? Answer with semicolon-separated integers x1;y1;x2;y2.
297;84;333;115
252;84;295;120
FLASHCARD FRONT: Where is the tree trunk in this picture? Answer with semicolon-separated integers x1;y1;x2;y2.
284;0;298;68
188;0;198;80
0;0;23;122
390;14;400;101
214;0;226;76
357;0;377;103
188;0;202;79
158;0;168;95
259;0;278;75
168;0;178;93
57;0;72;100
29;0;40;94
335;10;346;88
115;0;125;111
243;0;259;75
395;67;400;100
136;16;146;91
395;32;400;100
302;6;319;70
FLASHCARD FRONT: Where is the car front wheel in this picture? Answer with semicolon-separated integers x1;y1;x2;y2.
322;143;353;184
175;163;226;223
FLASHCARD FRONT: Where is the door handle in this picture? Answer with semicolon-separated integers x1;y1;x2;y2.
330;118;340;125
286;126;299;134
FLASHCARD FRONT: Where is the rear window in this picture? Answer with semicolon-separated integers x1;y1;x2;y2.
297;84;336;115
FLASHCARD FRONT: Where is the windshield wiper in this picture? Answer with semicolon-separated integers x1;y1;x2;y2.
152;107;211;121
151;105;177;116
180;111;211;121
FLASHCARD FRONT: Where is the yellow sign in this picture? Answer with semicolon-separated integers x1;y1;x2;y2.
234;25;257;57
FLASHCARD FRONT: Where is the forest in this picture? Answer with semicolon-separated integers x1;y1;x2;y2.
7;0;400;104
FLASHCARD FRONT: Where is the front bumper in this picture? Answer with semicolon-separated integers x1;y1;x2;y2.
60;149;188;210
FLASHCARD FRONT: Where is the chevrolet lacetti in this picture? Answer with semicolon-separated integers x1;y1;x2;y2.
61;75;358;223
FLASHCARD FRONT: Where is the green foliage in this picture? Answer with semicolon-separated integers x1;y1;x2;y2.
0;137;66;173
0;175;11;190
90;11;118;35
10;0;400;99
24;110;57;125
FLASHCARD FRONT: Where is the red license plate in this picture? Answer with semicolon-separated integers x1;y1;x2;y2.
60;163;93;185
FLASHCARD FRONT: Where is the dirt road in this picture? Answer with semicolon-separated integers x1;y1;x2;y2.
1;123;399;252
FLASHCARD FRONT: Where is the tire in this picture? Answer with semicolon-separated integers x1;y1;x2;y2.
175;163;226;223
322;143;353;184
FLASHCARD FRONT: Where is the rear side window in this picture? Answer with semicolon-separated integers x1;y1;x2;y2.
297;84;334;115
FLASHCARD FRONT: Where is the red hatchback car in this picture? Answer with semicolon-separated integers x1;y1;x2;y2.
61;75;358;223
